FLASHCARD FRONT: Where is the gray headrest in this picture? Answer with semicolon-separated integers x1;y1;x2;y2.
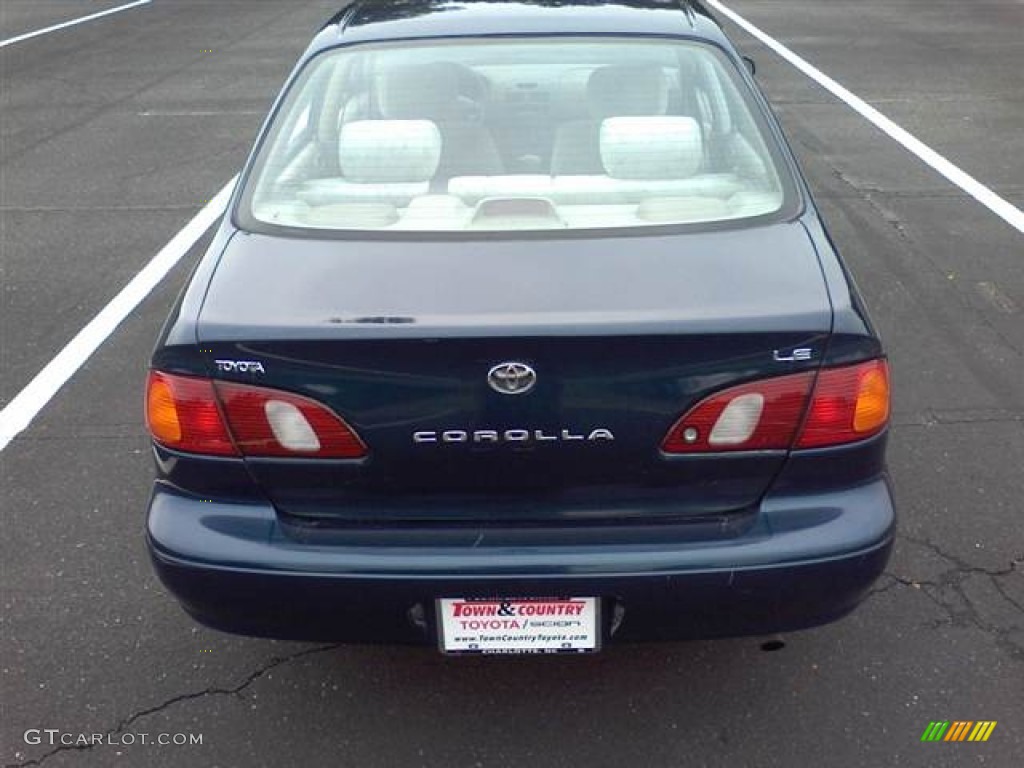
600;117;703;180
338;120;441;183
378;62;466;121
587;64;669;119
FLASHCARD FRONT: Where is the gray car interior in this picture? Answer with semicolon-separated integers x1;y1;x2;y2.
253;45;783;229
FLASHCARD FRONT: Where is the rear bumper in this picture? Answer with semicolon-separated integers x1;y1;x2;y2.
147;478;894;643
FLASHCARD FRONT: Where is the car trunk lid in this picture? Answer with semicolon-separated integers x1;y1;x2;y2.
197;222;831;523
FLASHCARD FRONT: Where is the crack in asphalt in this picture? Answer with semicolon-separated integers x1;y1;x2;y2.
788;141;1024;653
867;533;1023;661
801;148;1024;655
5;550;1019;767
991;577;1024;614
890;407;1024;428
815;155;1024;362
781;119;1024;396
900;532;1021;575
5;644;339;768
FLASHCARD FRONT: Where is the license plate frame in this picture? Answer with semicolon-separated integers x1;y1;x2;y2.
436;597;601;655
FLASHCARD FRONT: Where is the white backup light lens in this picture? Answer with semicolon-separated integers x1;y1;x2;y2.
708;393;764;446
264;400;321;452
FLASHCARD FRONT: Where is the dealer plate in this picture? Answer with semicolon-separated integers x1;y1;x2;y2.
437;597;600;655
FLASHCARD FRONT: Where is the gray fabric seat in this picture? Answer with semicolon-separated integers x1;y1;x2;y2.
298;119;442;210
550;64;671;176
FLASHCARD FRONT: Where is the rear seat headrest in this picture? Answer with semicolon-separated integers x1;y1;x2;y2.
339;120;441;183
599;116;703;180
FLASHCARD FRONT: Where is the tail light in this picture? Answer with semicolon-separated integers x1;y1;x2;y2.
661;359;889;454
146;373;236;456
214;380;367;458
661;371;814;453
146;371;367;459
795;359;889;448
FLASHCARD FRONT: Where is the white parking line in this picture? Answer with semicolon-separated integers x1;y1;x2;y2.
706;0;1024;234
0;0;152;49
3;3;1019;456
0;178;237;452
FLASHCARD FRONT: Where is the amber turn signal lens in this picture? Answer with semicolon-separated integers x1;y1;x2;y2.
797;358;890;448
853;363;890;434
145;371;237;456
146;373;182;444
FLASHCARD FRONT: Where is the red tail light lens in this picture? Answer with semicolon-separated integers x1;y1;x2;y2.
661;359;890;454
146;372;237;456
146;371;366;459
796;359;890;448
215;381;367;458
661;372;815;453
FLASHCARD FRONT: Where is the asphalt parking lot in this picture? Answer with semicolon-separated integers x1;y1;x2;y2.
1;0;1021;765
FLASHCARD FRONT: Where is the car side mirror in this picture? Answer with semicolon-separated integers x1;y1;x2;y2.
743;56;756;76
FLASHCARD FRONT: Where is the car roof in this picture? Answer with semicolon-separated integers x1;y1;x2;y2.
309;0;731;53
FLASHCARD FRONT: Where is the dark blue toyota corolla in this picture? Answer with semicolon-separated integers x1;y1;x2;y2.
145;0;894;653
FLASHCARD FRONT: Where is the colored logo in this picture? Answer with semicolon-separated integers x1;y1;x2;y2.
921;721;997;742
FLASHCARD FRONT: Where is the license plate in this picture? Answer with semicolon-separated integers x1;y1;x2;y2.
437;597;600;655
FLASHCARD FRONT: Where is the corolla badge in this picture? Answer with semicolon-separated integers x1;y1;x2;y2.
488;362;537;395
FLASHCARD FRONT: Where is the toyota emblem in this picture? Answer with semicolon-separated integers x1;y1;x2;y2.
487;362;537;395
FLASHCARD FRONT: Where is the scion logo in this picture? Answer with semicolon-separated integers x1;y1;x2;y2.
214;360;265;374
488;362;537;395
414;428;615;444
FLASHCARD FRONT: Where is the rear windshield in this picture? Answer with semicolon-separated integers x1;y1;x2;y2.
240;37;794;234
